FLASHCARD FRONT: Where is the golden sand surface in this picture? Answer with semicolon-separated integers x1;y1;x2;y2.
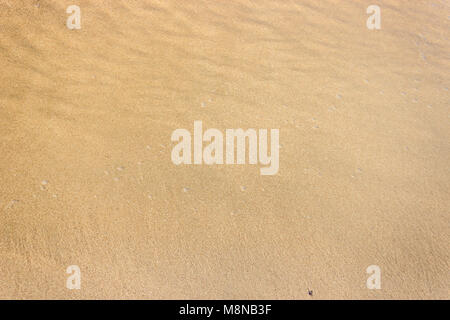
0;0;449;299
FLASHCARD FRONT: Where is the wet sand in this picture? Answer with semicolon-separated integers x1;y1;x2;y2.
0;0;449;299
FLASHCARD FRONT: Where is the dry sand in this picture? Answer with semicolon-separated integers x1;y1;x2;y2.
0;0;449;299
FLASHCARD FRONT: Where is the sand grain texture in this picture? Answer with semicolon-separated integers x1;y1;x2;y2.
0;0;449;299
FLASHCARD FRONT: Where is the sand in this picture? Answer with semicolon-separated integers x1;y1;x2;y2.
0;0;448;299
